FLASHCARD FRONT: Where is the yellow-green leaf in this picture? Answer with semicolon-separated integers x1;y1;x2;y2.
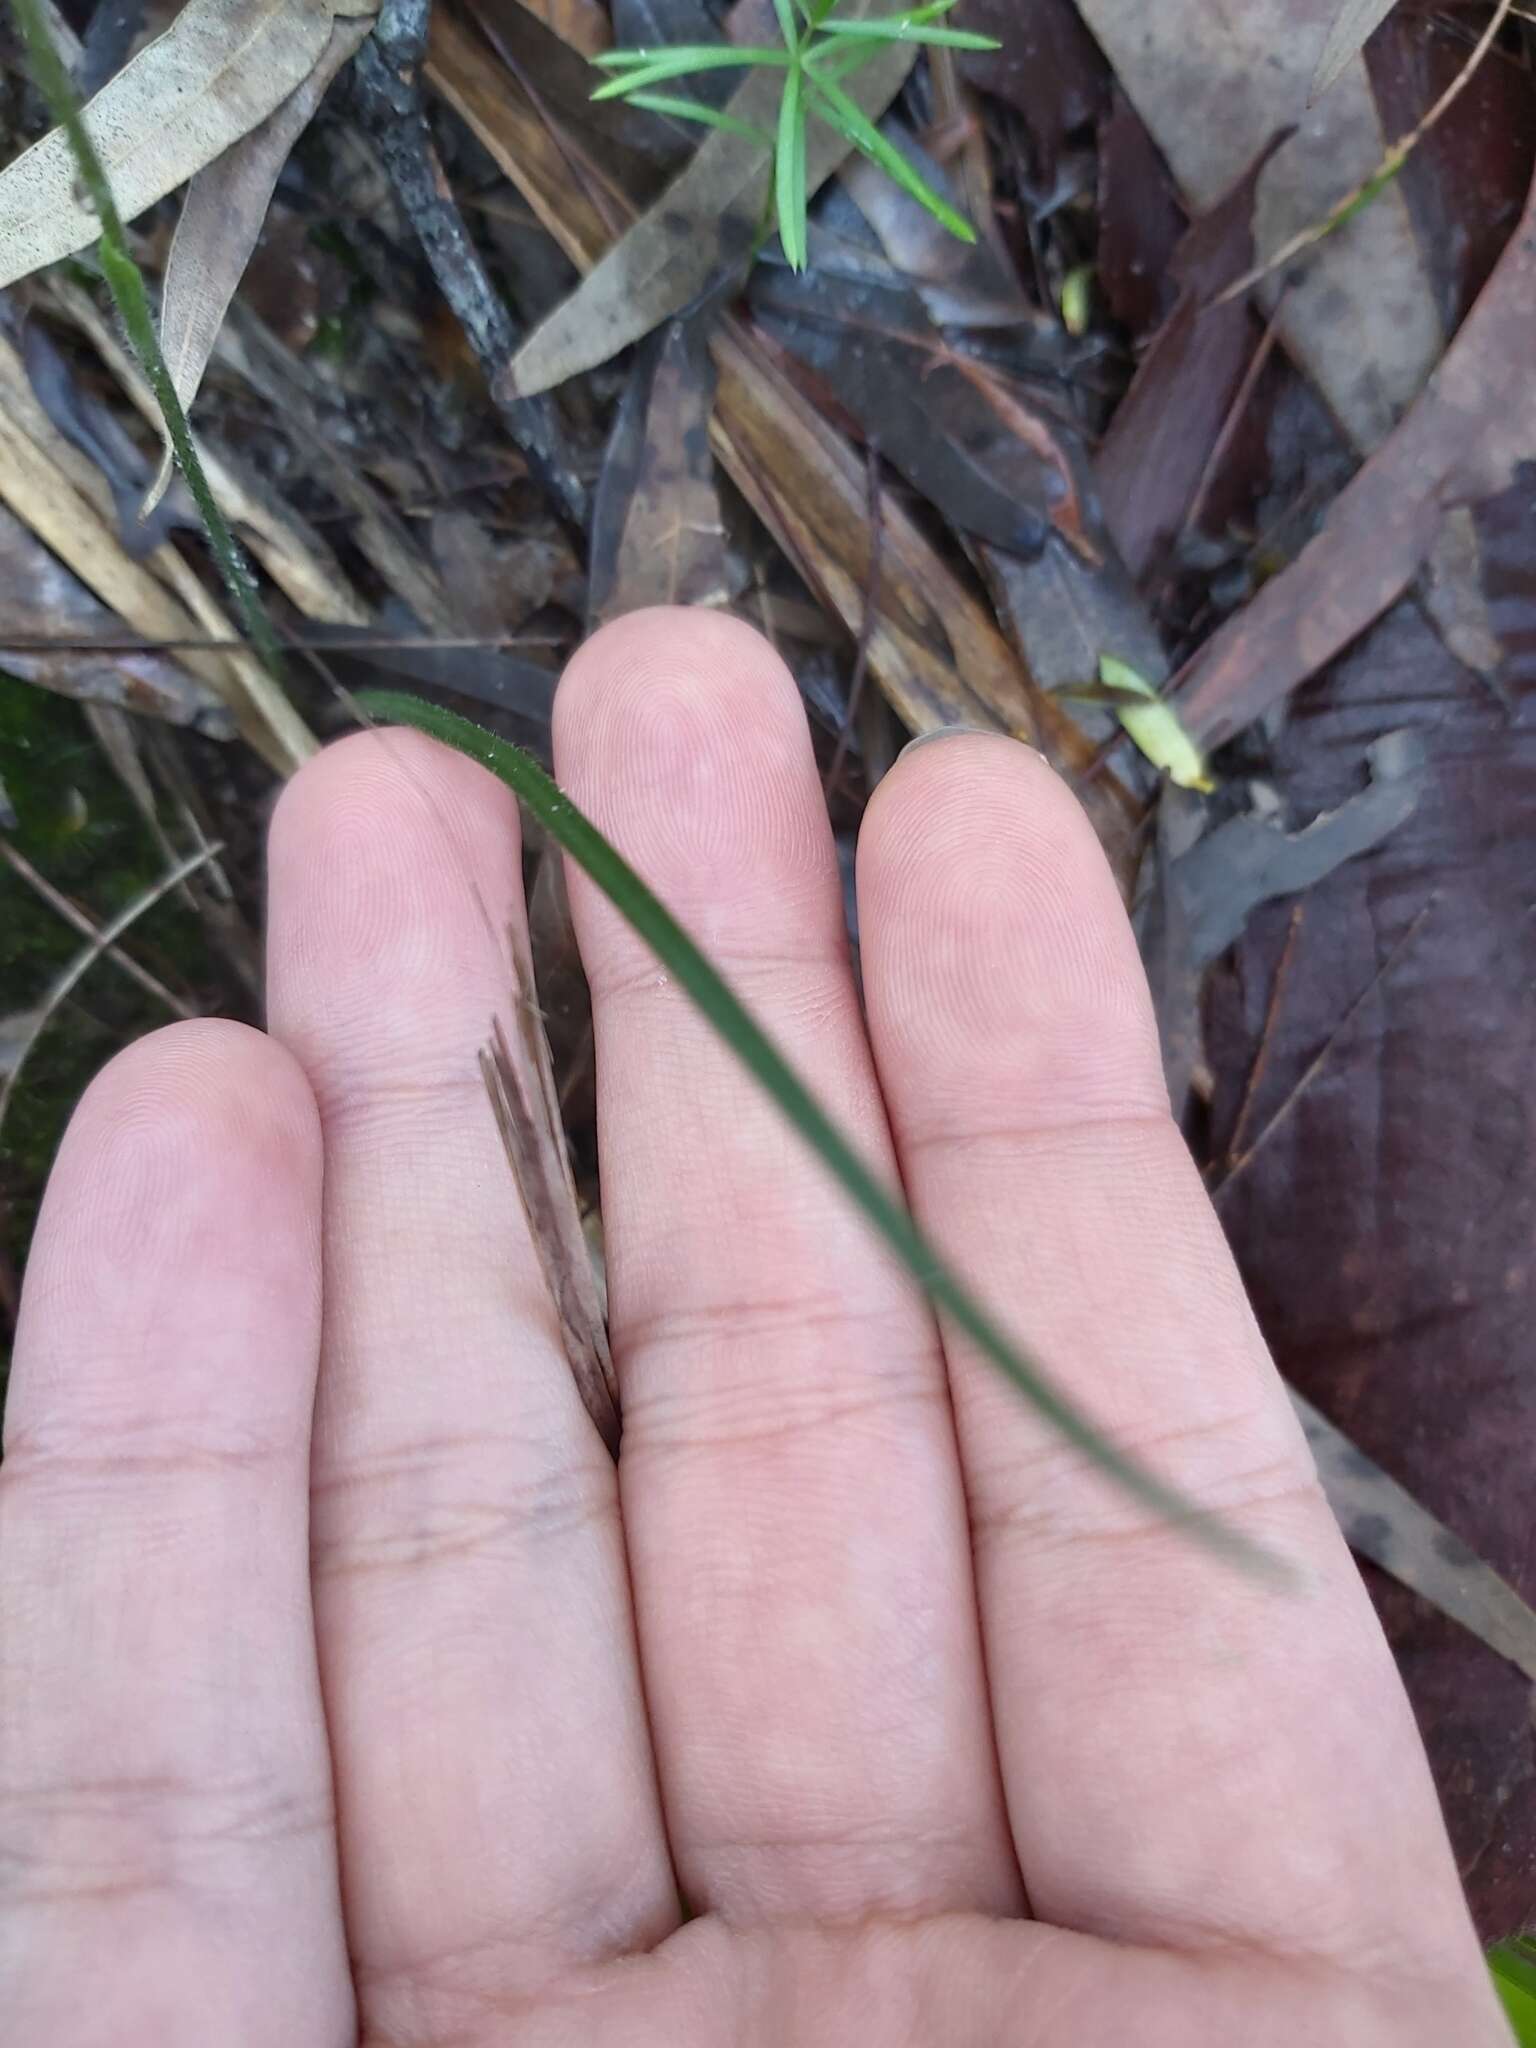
1099;653;1214;792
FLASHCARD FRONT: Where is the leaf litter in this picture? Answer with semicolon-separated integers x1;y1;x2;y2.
1;0;1535;1929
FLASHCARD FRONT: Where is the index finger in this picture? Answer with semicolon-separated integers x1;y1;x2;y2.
855;733;1487;1984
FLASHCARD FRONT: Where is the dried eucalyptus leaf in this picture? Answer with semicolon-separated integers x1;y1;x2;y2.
0;0;377;290
144;14;370;513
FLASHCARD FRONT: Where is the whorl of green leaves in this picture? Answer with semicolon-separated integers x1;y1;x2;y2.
592;0;998;270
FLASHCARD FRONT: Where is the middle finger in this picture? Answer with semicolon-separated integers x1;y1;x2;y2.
555;610;1021;1926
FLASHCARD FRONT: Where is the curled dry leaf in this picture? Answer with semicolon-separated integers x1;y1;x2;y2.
0;324;313;772
46;274;372;628
145;14;372;512
0;0;378;290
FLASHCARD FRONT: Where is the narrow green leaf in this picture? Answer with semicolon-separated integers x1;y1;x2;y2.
624;91;774;146
815;18;1000;47
809;3;960;79
806;71;976;242
776;61;808;270
593;42;780;68
1491;1939;1536;2045
812;38;884;80
1098;655;1214;793
356;688;1283;1580
591;45;789;99
770;0;801;49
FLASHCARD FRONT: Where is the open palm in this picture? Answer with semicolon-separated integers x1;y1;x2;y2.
0;611;1506;2044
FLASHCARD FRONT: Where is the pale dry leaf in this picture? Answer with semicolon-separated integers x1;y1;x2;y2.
1076;0;1441;451
1178;161;1536;748
1293;1389;1536;1683
0;0;378;290
0;327;315;772
506;0;912;398
145;13;371;512
1311;0;1400;100
47;273;371;626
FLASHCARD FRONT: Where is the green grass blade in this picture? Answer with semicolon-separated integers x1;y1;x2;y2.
776;61;808;270
357;688;1284;1580
805;72;977;241
624;91;774;145
591;45;789;98
9;0;284;686
1491;1939;1536;2045
770;0;801;49
815;18;1000;48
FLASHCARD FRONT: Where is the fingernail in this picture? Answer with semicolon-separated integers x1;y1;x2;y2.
899;722;995;755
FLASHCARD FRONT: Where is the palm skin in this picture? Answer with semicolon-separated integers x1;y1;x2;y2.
0;611;1508;2045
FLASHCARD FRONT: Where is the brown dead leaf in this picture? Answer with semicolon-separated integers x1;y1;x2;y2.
589;314;729;626
1203;595;1536;1931
425;7;621;270
1178;158;1536;749
0;0;377;289
482;967;618;1455
145;13;370;511
1097;141;1280;582
513;0;610;59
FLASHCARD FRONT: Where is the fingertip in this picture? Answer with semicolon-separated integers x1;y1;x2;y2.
858;730;1165;1123
553;606;831;920
271;723;520;899
266;723;523;1076
53;1018;321;1240
11;1019;323;1437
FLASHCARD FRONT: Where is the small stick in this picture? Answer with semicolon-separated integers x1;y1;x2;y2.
1214;0;1515;308
0;839;197;1020
353;0;590;530
1211;896;1436;1205
1177;288;1288;554
0;843;221;1148
1221;901;1304;1170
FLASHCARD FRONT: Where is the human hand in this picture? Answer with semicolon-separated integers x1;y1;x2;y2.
0;611;1508;2044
